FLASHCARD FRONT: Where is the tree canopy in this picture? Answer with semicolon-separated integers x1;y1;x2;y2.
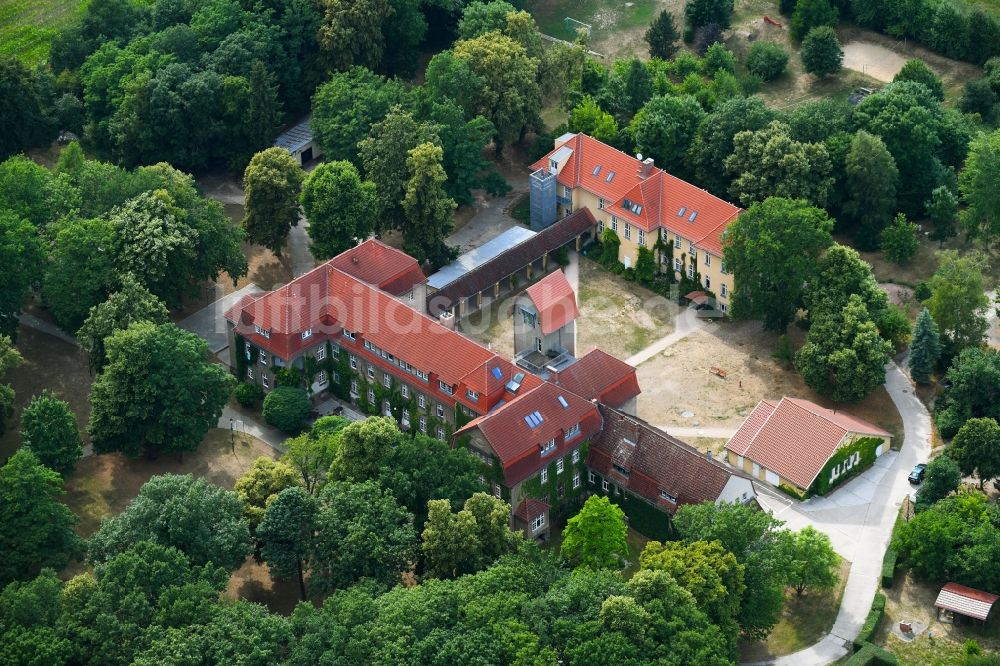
242;147;304;256
561;495;629;570
19;391;83;476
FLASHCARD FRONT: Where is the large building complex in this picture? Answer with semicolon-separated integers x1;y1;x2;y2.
531;133;742;311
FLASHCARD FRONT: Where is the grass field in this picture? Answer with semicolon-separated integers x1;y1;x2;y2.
0;0;82;64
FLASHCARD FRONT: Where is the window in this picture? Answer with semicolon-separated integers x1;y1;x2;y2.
549;158;558;171
720;283;728;298
598;197;606;209
659;490;677;503
638;229;645;246
673;257;681;272
478;475;486;486
611;217;618;232
565;423;581;440
597;220;604;234
720;303;727;313
351;379;358;395
624;223;631;240
367;388;375;403
573;473;581;489
704;253;711;267
401;412;410;427
383;399;391;415
540;439;556;456
383;374;391;389
439;380;454;395
350;355;358;370
301;328;313;340
254;325;270;339
247;367;254;380
317;370;328;386
520;308;537;328
262;374;269;389
418;394;426;409
244;342;251;360
556;458;564;474
342;330;356;341
259;349;268;365
540;468;548;483
493;482;502;498
367;366;375;380
419;416;427;433
612;463;630;478
572;449;580;464
531;514;545;532
673;236;681;249
690;250;698;262
466;389;479;401
602;479;609;491
316;346;326;361
401;384;409;399
436;427;445;440
704;277;711;289
721;261;729;275
687;263;695;279
589;471;596;483
433;404;443;419
688;241;695;253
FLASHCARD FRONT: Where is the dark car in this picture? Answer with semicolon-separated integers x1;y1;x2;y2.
908;464;928;484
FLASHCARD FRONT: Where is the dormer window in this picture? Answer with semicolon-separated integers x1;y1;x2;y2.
254;325;271;339
612;463;630;478
301;328;313;340
549;159;558;171
439;380;454;395
342;330;356;341
659;490;677;503
565;423;581;440
466;389;479;402
540;439;556;456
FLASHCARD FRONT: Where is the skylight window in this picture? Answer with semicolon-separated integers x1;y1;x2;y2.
606;171;615;182
524;410;546;429
491;367;503;381
688;211;698;222
677;206;686;217
557;395;569;408
592;165;601;176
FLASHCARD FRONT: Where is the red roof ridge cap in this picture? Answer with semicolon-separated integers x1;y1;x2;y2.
783;396;888;436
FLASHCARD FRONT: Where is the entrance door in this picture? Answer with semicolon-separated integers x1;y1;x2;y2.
301;147;313;163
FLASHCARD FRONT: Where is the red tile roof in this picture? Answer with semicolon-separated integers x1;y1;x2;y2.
513;498;549;522
725;397;891;489
530;133;741;253
589;405;750;513
524;270;579;336
328;239;425;296
935;583;999;621
456;381;602;486
552;349;640;409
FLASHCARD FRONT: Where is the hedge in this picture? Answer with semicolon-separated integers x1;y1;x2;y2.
262;386;310;433
881;549;898;588
845;642;898;665
853;593;887;652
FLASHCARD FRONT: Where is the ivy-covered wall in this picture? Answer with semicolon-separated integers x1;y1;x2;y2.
589;472;674;542
809;436;885;496
518;441;590;526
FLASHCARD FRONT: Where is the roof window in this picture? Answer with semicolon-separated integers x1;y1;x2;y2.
592;165;601;176
491;367;503;380
677;206;686;217
688;210;698;222
524;410;545;428
557;395;569;408
506;372;525;394
606;171;615;183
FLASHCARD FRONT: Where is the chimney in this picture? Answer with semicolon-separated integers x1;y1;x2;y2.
640;157;654;179
706;450;712;460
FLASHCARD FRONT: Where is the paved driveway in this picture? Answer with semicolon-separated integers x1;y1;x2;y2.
178;283;264;353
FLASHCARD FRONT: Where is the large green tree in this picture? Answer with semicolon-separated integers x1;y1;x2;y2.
923;250;990;352
402;142;457;267
724;121;834;207
936;348;1000;438
926;186;958;246
723;197;834;331
88;322;234;458
0;212;44;339
257;486;317;600
790;0;838;41
686;96;777;196
645;10;681;60
684;0;735;31
19;391;83;476
0;56;53;159
330;416;400;481
800;26;843;78
0;450;80;585
949;418;1000;489
843;130;899;249
88;473;252;570
457;1;516;39
796;294;893;402
76;274;169;372
234;456;302;532
785;526;838;595
300;160;376;260
422;493;520;578
561;495;629;569
908;308;942;384
959;129;1000;245
568;96;619;144
632;94;706;178
881;213;920;265
894;59;945;101
914;454;962;511
281;417;346;494
42;216;117;333
242;147;304;256
0;336;21;435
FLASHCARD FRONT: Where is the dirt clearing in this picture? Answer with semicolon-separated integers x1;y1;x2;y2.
842;41;908;82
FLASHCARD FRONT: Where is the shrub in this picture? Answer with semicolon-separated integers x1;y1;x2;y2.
960;79;997;118
845;642;898;665
746;42;789;81
801;26;843;78
881;548;897;588
262;386;310;433
235;382;264;408
853;593;886;652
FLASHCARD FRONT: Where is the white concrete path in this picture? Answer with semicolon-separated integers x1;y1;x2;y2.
745;362;931;665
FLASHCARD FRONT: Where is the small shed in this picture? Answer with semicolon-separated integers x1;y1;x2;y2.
274;115;321;166
934;582;999;624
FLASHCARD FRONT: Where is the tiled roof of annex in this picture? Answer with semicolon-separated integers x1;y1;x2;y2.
725;397;891;489
328;238;425;296
530;133;741;254
523;269;580;336
552;349;640;409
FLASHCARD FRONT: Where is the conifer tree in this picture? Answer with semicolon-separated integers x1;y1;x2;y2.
909;308;942;384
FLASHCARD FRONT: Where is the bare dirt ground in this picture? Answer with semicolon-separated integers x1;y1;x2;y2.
0;317;92;461
841;41;909;82
459;257;677;361
635;320;904;439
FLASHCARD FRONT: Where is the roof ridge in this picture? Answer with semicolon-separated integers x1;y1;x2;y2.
606;406;738;475
782;397;851;435
577;133;666;178
727;399;780;454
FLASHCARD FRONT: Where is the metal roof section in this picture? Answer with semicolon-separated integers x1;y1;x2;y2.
274;115;314;153
555;131;577;145
549;145;574;164
425;226;537;290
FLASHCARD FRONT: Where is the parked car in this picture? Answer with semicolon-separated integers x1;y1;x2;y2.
908;463;928;484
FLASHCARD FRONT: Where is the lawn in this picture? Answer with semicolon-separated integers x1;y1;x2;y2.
0;0;82;64
741;558;850;660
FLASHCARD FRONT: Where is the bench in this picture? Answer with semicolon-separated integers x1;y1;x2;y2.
710;367;727;379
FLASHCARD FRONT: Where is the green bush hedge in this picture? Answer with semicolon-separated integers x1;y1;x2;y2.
845;642;898;665
235;382;264;408
853;593;887;652
262;386;310;433
881;549;897;588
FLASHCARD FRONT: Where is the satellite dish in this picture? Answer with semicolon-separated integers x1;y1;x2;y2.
636;153;643;161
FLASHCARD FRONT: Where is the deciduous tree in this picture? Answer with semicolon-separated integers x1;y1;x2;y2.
723;197;834;331
0;336;21;435
914;454;961;511
800;26;843;78
561;495;629;569
790;0;838;41
457;0;516;39
923;250;990;351
234;457;302;531
0;450;80;585
88;473;252;570
242;147;304;256
0;212;44;339
909;308;942;384
76;274;169;372
88;322;234;458
785;526;838;595
258;486;317;600
19;391;82;476
422;493;519;578
684;0;735;31
881;213;920;265
568;96;619;144
402;142;457;267
926;185;958;246
42;216;117;333
262;386;310;433
632;94;705;178
746;41;789;81
300;161;376;259
958;129;1000;245
281;419;345;494
936;347;1000;438
843;130;899;249
0;56;53;159
894;59;945;100
686;96;777;196
949;417;1000;489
